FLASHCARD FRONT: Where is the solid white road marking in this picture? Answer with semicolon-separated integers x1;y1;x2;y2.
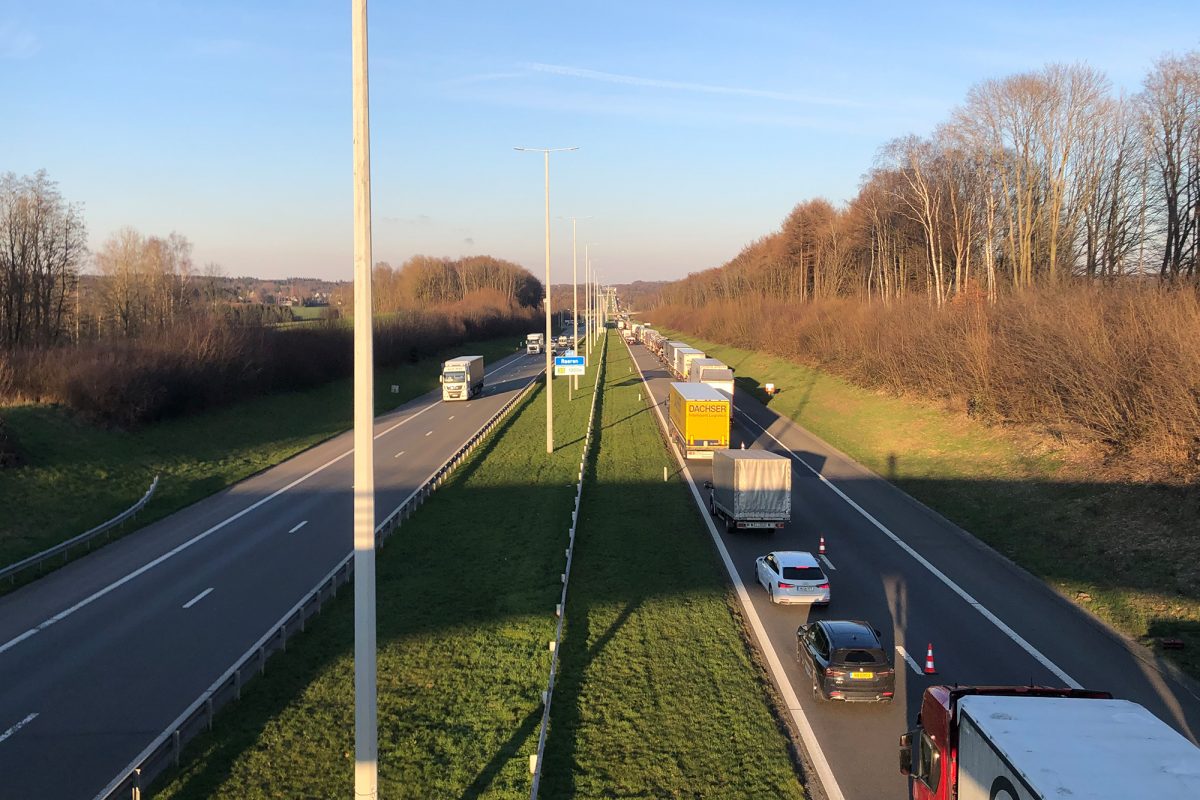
624;339;847;800
734;407;1081;689
288;520;307;534
0;353;542;658
0;713;38;745
819;554;836;571
896;645;924;676
182;588;214;609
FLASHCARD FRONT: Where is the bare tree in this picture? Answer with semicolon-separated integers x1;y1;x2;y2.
0;171;88;348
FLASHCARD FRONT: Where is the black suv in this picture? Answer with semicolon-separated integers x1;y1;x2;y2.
797;620;895;703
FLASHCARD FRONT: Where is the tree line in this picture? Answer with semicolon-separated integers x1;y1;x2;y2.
661;52;1200;308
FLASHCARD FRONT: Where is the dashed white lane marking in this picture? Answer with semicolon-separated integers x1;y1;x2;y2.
733;406;1081;689
0;713;38;744
425;431;432;437
393;451;405;458
0;352;538;657
288;520;307;534
448;415;455;420
896;645;924;676
182;588;214;609
819;554;837;571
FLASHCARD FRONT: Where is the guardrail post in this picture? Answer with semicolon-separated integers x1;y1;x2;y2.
234;667;242;700
206;698;214;731
172;729;181;766
132;767;142;800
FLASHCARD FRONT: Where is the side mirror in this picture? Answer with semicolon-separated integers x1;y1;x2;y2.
438;375;443;383
703;480;713;490
898;732;915;776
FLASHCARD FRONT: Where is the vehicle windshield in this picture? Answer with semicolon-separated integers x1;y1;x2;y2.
443;371;466;382
782;566;825;581
834;648;887;666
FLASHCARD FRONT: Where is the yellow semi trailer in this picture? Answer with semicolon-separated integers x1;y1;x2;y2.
668;382;731;459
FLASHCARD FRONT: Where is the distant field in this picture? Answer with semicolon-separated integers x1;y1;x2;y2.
660;329;1200;680
288;305;326;320
0;338;521;574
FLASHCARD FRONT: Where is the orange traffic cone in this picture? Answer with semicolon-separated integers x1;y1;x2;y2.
924;642;937;674
818;536;826;555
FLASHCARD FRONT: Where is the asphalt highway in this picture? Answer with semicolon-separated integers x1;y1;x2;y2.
0;351;543;799
626;339;1200;800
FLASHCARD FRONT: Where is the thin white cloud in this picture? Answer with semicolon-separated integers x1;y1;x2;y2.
0;22;39;59
522;62;869;109
446;71;527;85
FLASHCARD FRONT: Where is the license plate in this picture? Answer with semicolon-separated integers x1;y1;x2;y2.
850;671;874;679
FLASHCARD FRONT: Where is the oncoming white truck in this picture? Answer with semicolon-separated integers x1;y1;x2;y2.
440;356;484;401
526;333;544;355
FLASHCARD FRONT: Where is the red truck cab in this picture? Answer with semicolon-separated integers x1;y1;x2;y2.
899;685;1112;800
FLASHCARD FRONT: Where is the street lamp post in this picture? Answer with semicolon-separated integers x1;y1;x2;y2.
515;146;577;454
584;243;598;358
350;2;377;798
559;216;592;395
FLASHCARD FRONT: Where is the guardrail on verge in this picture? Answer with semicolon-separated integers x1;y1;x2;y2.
528;333;608;798
94;367;544;800
1;475;160;586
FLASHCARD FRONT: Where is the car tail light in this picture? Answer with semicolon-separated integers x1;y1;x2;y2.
775;522;784;528
882;692;894;697
826;668;846;677
777;582;793;589
817;583;830;590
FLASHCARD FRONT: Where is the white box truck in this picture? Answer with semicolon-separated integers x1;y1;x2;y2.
901;686;1200;800
706;450;791;532
440;356;484;401
675;347;706;379
688;358;735;407
663;340;688;369
526;333;544;354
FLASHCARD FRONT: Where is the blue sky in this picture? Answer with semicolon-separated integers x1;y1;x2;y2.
2;1;1197;283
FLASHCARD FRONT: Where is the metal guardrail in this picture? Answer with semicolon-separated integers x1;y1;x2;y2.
94;368;543;800
1;474;160;585
528;333;608;798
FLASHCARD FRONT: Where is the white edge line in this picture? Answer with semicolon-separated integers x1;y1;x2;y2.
818;554;836;571
288;521;307;534
734;406;1082;690
624;340;847;800
896;645;924;676
0;352;535;657
182;587;214;609
0;712;38;744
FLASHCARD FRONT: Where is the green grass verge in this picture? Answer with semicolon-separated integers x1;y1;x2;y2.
659;329;1200;680
540;333;804;799
0;338;520;572
151;343;600;799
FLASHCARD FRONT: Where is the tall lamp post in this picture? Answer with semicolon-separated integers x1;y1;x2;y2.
515;146;577;454
584;243;598;358
350;1;377;798
559;216;592;394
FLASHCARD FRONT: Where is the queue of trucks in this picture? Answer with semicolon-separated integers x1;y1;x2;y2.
623;320;1200;793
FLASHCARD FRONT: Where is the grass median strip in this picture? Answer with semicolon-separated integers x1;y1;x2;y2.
0;338;518;573
658;329;1200;680
540;332;805;799
152;351;598;798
